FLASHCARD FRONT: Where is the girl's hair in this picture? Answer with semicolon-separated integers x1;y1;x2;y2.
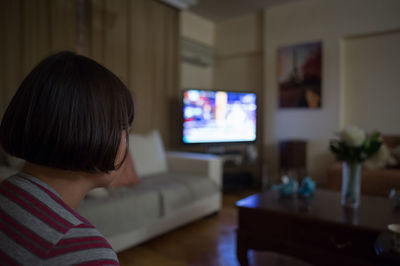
0;51;134;173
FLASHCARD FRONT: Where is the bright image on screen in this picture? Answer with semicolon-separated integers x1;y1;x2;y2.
183;90;257;144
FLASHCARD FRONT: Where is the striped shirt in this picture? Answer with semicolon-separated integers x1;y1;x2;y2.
0;173;119;265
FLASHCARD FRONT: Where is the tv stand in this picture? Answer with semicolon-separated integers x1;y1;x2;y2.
207;145;261;192
205;145;226;155
205;145;242;156
179;143;263;192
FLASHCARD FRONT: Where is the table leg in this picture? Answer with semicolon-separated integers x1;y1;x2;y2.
236;241;249;266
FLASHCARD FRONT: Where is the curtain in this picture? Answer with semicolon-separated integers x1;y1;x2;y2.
0;0;179;148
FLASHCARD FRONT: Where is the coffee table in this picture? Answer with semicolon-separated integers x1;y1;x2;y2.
236;189;400;266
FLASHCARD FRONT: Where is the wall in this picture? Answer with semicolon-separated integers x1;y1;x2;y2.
214;12;263;91
213;12;264;183
264;0;400;184
342;31;400;135
180;11;215;89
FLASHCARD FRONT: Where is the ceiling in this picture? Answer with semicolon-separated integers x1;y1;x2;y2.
189;0;302;22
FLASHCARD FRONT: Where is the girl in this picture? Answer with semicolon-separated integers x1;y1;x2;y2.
0;51;134;265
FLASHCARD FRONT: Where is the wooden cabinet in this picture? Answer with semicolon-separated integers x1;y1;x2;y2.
221;152;262;192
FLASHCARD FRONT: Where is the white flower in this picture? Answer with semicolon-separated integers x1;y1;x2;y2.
341;125;366;147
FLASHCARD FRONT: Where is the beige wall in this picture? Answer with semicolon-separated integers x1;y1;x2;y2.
214;12;263;90
214;55;262;90
181;11;214;46
213;12;264;182
264;0;400;184
342;31;400;135
180;11;215;89
215;13;262;58
181;63;214;89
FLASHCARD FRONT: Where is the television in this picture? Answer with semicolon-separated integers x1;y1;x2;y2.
182;89;257;144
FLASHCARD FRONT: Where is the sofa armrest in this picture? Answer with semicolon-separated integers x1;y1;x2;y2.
166;151;223;188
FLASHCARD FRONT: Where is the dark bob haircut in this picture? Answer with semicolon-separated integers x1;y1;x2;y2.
0;51;134;173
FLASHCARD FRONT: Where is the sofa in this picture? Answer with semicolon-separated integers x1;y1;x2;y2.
0;151;21;182
327;136;400;197
0;130;223;252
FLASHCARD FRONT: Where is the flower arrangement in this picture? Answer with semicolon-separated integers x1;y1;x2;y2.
330;125;382;163
330;126;383;208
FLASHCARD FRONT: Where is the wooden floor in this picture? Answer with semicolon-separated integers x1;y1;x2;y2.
117;191;310;266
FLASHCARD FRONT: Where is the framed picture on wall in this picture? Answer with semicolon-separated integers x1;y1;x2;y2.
278;41;322;109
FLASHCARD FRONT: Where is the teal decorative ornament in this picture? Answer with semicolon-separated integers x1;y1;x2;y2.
298;176;316;197
272;176;299;197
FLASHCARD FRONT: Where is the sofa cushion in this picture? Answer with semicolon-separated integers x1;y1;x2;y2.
78;186;160;238
392;145;400;165
173;174;219;200
0;148;7;166
136;173;219;216
129;130;167;177
86;187;109;199
365;144;397;169
134;175;194;216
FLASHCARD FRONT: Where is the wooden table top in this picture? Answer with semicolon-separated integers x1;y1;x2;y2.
236;189;400;232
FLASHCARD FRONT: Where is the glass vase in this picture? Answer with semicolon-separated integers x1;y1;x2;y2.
341;162;362;208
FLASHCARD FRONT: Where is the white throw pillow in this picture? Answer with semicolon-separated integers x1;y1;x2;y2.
393;145;400;162
365;144;397;169
129;130;168;177
5;154;25;170
86;187;109;199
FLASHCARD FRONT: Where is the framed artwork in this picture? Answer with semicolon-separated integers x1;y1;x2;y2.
278;41;322;109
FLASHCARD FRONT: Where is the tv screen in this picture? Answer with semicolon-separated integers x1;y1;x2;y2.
182;89;257;144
